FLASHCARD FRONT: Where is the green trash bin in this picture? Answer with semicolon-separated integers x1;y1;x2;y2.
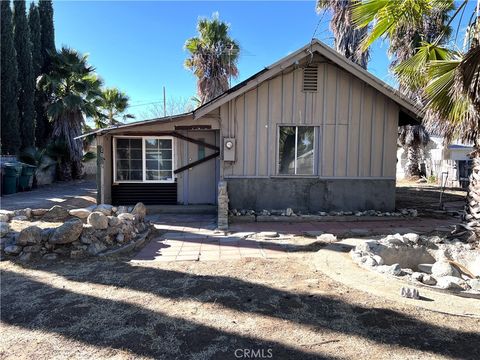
19;164;36;191
2;165;18;195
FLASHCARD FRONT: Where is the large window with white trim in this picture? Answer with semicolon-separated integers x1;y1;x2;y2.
278;126;314;175
114;137;174;182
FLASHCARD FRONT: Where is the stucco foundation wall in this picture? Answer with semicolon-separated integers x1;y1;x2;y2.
226;178;395;212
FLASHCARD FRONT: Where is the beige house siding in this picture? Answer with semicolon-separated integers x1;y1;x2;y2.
220;63;399;179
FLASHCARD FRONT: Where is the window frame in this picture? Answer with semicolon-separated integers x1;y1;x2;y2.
277;125;316;176
113;135;175;184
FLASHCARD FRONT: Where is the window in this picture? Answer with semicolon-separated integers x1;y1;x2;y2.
114;137;174;182
278;126;314;175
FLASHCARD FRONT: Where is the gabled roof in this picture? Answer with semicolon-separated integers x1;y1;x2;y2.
79;39;422;139
193;39;423;121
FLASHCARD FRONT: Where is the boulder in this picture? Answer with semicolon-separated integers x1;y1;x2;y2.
131;202;147;220
303;230;324;238
17;226;42;245
411;272;424;282
4;245;22;255
376;263;402;276
43;253;58;261
436;276;469;291
116;205;129;214
49;219;83;244
95;204;113;216
43;205;69;222
362;256;377;267
18;252;32;262
383;234;405;246
403;233;420;243
417;263;433;274
108;216;122;227
118;213;135;222
285;208;294;217
87;212;108;230
372;255;384;266
0;210;14;220
69;208;92;219
41;228;55;242
0;214;9;223
14;208;32;219
31;208;48;217
431;261;460;278
23;245;41;253
12;215;28;221
317;234;337;243
87;242;107;256
421;275;437;285
467;279;480;292
0;222;10;238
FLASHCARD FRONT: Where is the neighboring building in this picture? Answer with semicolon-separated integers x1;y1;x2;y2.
83;40;422;212
397;136;473;189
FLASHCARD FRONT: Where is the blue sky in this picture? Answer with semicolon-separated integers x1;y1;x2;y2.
52;0;476;119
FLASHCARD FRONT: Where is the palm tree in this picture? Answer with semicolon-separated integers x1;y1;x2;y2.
37;47;103;180
316;0;369;69
95;87;134;128
352;0;480;241
184;13;240;104
398;125;430;178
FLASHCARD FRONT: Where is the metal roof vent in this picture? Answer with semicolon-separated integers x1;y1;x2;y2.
303;66;318;92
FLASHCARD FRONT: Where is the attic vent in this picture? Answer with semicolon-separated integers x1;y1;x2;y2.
303;66;318;92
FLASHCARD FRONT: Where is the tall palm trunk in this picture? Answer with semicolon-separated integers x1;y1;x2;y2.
464;151;480;242
405;145;422;178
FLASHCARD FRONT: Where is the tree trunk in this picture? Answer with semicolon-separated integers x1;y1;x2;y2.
57;162;72;181
464;152;480;242
405;145;421;178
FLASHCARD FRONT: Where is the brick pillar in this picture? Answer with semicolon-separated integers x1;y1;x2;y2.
217;181;229;230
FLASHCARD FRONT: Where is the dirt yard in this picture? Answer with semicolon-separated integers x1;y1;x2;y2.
1;253;479;360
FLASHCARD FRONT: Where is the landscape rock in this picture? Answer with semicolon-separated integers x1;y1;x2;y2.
431;261;460;278
317;233;337;243
411;272;424;282
400;287;419;299
42;253;58;261
31;208;48;217
118;213;135;222
467;278;480;292
116;205;129;214
362;256;377;267
108;216;122;227
42;205;70;222
131;202;147;221
257;231;279;238
41;228;55;242
0;210;14;220
0;214;9;223
87;212;109;230
23;245;41;253
436;276;469;291
421;275;437;285
16;226;42;245
116;233;125;243
417;263;433;274
372;255;384;266
376;263;402;276
403;233;420;243
11;215;28;221
14;208;32;219
95;204;113;216
87;242;107;256
49;219;83;244
285;208;294;217
69;208;92;219
4;245;22;255
18;252;32;262
70;249;86;259
0;222;10;237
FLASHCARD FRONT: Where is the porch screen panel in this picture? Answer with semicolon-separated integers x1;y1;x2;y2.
115;138;142;180
145;139;173;181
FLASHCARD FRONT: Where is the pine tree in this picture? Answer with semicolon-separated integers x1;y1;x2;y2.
13;0;36;149
28;2;47;147
37;0;55;146
1;0;21;154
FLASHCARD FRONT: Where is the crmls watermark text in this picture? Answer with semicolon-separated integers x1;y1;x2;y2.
234;348;273;358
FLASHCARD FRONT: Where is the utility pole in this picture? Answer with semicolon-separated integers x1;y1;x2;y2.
163;86;166;117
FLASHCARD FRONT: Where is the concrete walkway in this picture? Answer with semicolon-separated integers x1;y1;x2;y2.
0;179;96;211
134;214;457;263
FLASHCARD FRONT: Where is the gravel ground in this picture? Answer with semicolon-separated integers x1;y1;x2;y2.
1;252;479;360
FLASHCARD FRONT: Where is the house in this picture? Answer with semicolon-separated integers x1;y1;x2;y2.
397;136;473;189
83;40;422;214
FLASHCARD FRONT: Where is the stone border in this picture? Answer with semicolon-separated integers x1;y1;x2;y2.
231;215;414;223
313;239;480;318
